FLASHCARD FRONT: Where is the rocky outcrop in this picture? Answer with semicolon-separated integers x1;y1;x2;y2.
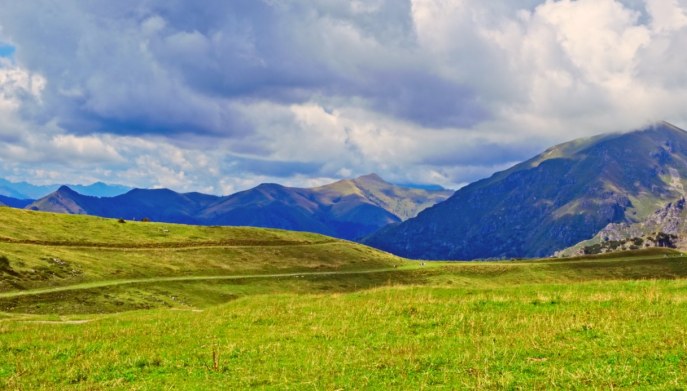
559;198;687;256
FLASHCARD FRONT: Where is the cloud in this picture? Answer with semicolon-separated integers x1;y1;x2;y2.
1;0;687;192
50;135;123;163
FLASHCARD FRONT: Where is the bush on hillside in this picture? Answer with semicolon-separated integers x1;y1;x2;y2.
0;255;9;269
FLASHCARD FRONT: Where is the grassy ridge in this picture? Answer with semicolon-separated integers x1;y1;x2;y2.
0;207;330;244
0;208;404;294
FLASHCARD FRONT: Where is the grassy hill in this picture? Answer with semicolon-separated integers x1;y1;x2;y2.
0;207;404;295
3;207;687;388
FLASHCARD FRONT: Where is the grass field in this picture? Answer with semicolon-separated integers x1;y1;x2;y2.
2;207;687;389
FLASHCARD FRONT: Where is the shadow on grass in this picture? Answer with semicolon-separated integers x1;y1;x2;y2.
5;251;687;315
0;270;430;315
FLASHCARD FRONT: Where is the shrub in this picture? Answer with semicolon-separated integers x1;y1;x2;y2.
0;255;9;269
584;244;602;255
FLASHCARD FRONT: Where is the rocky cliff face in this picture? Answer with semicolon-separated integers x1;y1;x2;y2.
559;198;687;256
600;198;686;241
365;122;687;260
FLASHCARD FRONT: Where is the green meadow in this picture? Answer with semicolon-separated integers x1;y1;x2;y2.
2;208;687;389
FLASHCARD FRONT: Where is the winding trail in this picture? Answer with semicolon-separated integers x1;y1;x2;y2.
0;266;426;299
1;253;678;300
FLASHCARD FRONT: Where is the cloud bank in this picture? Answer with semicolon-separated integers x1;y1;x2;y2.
0;0;686;193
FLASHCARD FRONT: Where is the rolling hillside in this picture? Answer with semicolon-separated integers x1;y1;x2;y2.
0;207;404;296
366;122;687;259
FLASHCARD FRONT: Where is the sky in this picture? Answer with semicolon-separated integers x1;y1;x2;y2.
1;0;687;194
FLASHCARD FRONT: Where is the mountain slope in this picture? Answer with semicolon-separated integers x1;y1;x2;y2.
106;189;220;223
26;186;94;214
27;187;220;224
200;183;337;235
26;174;452;241
312;174;453;221
0;195;33;208
201;174;452;239
365;122;687;260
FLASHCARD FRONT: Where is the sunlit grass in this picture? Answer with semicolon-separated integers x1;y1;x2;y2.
3;279;687;389
3;207;687;388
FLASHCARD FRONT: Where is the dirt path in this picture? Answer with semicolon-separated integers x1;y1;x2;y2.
0;265;426;299
1;254;678;300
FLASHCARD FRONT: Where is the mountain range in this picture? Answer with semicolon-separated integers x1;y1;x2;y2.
365;122;687;259
24;174;453;241
0;178;131;199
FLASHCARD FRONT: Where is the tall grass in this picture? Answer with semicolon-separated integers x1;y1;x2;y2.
3;279;687;389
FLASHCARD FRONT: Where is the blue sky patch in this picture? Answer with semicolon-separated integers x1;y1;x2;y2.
0;44;15;58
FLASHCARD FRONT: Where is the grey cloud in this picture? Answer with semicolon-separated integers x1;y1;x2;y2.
226;156;322;178
421;141;543;167
0;0;487;137
356;70;489;128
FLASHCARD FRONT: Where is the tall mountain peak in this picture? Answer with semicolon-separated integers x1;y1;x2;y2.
621;121;686;137
56;185;78;195
355;173;387;183
650;120;684;132
365;122;687;260
28;186;89;215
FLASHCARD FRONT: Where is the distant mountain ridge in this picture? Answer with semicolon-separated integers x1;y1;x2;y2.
25;174;453;240
0;178;131;199
0;195;33;208
365;122;687;260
